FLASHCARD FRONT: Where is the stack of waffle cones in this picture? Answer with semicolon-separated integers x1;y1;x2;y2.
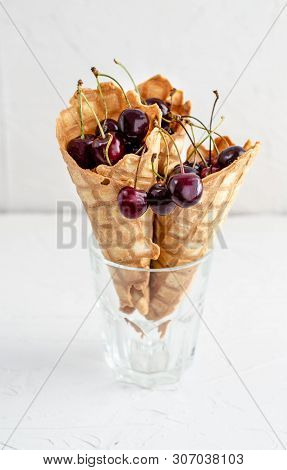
56;76;260;322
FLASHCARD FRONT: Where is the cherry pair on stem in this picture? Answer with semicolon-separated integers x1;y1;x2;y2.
67;72;150;169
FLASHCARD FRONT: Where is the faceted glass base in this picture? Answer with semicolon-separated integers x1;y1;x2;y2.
89;236;212;388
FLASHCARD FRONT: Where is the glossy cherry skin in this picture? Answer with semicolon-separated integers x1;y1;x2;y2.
67;134;95;169
118;186;148;219
146;98;172;130
200;165;220;178
168;172;203;208
146;98;170;117
185;161;201;173
147;183;176;216
171;163;200;177
118;109;149;142
218;146;245;168
90;131;125;166
96;118;119;136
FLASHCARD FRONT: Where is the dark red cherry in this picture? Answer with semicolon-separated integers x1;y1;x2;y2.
168;172;203;208
96;118;119;136
118;109;149;142
200;165;220;178
218;146;245;168
146;98;172;130
118;186;148;219
146;98;170;117
185;161;201;174
147;183;176;216
90;131;125;166
67;134;95;169
171;163;200;177
125;139;142;155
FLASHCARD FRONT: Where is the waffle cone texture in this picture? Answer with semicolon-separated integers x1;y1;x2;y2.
149;138;260;318
138;75;191;175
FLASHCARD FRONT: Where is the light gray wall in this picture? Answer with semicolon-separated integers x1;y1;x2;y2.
0;0;286;213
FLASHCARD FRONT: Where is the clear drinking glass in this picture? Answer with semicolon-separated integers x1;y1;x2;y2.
89;236;212;388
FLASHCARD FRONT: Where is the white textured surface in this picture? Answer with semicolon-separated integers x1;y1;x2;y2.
0;0;287;212
0;214;286;450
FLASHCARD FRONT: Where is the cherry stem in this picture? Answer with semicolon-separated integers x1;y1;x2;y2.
105;133;112;166
77;80;85;139
213;138;219;155
177;119;207;167
209;90;219;163
192;125;227;143
187;120;219;159
134;146;146;189
156;124;183;174
162;111;222;163
189;123;198;169
135;145;144;155
95;75;108;121
162;116;171;123
186;117;224;161
182;115;229;149
190;119;196;142
151;153;163;180
91;67;131;107
80;90;105;139
158;130;170;180
114;58;145;104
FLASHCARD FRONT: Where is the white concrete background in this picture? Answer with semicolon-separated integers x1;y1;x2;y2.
0;214;286;450
0;0;286;213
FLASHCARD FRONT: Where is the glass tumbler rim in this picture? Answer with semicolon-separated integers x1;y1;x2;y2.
89;235;212;273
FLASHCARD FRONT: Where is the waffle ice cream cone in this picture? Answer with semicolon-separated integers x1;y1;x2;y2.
56;83;161;315
138;75;191;175
148;138;260;319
